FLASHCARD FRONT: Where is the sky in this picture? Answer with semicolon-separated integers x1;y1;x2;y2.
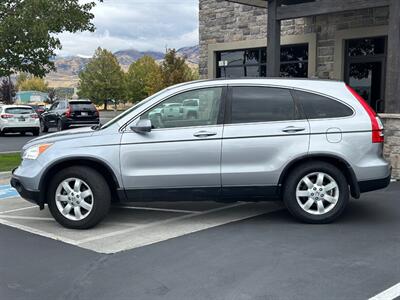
56;0;199;57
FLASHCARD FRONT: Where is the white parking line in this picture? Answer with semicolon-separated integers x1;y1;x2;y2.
0;218;80;245
79;202;284;253
369;282;400;300
76;203;245;245
0;215;55;221
0;205;37;214
114;205;200;214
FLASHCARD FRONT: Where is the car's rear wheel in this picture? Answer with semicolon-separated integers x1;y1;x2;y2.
47;166;111;229
283;161;349;223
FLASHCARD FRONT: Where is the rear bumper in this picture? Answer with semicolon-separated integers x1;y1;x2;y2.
358;170;392;193
10;174;43;208
1;126;39;132
64;119;99;127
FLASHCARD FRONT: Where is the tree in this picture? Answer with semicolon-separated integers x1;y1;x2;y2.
18;76;48;92
126;56;163;103
0;78;16;104
78;48;125;110
160;49;197;87
0;0;101;78
16;72;29;90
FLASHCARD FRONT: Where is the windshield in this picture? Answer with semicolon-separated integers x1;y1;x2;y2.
100;90;165;130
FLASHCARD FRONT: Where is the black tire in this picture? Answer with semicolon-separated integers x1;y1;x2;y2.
283;161;349;224
32;128;40;136
41;120;49;133
47;166;111;229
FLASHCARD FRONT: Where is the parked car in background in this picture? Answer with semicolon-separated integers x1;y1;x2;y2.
40;99;99;132
0;105;40;136
11;79;391;229
181;98;199;119
28;103;46;116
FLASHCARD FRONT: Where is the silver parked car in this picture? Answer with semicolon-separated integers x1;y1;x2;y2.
11;79;391;229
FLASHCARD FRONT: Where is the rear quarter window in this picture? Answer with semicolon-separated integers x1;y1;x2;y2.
295;90;354;119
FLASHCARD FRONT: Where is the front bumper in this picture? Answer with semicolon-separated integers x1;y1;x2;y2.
10;172;43;208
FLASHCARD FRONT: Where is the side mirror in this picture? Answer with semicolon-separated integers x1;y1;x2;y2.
131;119;152;133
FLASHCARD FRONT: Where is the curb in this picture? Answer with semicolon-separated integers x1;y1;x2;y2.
0;171;11;180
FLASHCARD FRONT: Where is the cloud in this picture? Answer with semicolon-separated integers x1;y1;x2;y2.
55;0;199;57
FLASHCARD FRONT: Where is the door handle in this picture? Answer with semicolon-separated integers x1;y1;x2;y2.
193;131;217;138
282;126;305;133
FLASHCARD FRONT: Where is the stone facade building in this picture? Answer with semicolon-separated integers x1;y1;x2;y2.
199;0;400;179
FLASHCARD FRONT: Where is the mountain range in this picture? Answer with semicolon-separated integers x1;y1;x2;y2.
46;45;200;88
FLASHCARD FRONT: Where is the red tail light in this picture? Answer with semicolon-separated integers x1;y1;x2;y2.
0;114;13;119
30;114;39;119
346;85;384;143
65;106;72;118
94;109;99;117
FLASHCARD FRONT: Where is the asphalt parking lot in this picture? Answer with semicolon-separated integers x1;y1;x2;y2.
0;173;399;300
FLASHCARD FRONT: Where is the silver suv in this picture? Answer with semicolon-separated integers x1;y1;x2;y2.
11;79;391;229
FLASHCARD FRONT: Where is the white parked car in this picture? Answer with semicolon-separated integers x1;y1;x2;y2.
0;105;40;136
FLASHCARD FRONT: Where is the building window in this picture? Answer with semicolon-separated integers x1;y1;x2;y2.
216;44;308;78
344;36;387;113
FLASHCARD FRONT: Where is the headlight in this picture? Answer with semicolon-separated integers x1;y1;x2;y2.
22;144;52;160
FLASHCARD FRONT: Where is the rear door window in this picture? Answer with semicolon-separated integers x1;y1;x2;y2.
5;107;34;114
230;86;296;123
295;90;354;119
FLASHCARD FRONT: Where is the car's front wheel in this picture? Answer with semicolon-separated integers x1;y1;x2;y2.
283;161;349;223
47;166;111;229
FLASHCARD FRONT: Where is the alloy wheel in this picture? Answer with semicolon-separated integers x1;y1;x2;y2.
295;172;339;215
55;178;94;221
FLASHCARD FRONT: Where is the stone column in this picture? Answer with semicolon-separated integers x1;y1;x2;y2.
267;0;281;77
380;114;400;179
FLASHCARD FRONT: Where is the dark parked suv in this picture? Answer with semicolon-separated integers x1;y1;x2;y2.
41;99;99;132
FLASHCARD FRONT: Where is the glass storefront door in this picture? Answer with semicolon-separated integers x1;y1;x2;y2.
345;37;387;112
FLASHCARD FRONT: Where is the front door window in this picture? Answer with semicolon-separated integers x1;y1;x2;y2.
141;87;223;129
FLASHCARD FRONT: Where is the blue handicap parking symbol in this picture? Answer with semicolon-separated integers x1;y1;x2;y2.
0;184;19;200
